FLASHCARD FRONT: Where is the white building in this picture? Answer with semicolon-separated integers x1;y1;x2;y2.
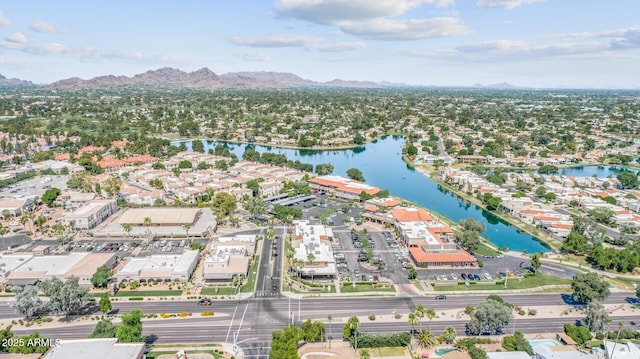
44;338;145;359
292;220;336;279
115;250;200;283
61;199;118;230
604;341;640;359
203;235;257;281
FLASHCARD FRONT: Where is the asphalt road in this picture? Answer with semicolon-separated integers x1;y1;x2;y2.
5;292;639;354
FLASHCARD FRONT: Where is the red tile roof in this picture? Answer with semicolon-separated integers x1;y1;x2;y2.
309;177;380;195
409;247;476;263
390;208;433;222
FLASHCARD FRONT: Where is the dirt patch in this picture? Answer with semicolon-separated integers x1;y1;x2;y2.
299;341;355;359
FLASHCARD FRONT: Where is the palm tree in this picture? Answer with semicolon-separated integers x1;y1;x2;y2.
306;252;315;265
359;349;371;359
442;326;457;344
425;308;436;330
416;329;438;350
143;217;152;237
408;313;418;334
123;223;133;246
415;304;426;331
183;223;191;243
348;316;360;352
327;314;333;349
2;209;11;221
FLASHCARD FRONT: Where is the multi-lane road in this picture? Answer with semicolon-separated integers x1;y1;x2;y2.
5;292;639;357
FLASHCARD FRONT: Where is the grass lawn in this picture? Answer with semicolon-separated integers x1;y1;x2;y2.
340;283;396;293
151;344;220;348
145;350;224;359
364;347;408;357
202;286;239;296
432;273;571;291
113;290;183;297
473;243;500;257
241;255;259;293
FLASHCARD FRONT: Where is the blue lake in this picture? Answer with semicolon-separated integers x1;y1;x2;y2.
176;136;551;253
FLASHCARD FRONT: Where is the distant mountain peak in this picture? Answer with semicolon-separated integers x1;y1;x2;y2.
0;73;35;87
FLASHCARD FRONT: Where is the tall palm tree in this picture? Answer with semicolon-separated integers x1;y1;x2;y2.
415;304;426;331
442;326;457;344
0;223;6;251
348;316;360;352
183;223;191;243
327;314;333;349
416;329;438;350
143;217;152;238
123;223;133;246
408;313;418;334
425;308;436;330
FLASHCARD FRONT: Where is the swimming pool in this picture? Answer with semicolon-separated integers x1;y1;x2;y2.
529;340;559;348
435;348;458;356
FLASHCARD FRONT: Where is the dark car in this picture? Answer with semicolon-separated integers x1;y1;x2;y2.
198;299;212;306
460;273;467;280
435;295;447;300
473;274;481;281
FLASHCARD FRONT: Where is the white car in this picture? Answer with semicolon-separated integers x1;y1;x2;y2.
451;274;458;280
484;273;492;280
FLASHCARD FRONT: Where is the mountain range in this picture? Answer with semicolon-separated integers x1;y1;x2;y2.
0;67;533;90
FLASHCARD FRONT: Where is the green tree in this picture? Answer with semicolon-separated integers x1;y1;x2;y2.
103;175;122;198
587;207;615;224
41;187;61;207
315;163;334;176
245;196;267;219
0;325;13;352
346;168;365;182
8;331;50;354
99;292;112;315
636;285;640;301
300;319;325;343
502;332;533;355
530;253;541;273
467;298;513;335
407;313;418;333
116;309;145;343
425;308;436;330
442;326;457;344
178;160;193;169
91;265;113;288
359;349;371;359
192;140;205;153
89;319;117;338
10;285;44;320
38;277;91;317
617;171;639;189
571;272;610;304
584;300;609;332
211;192;237;216
416;329;438;350
270;325;301;359
562;230;588;254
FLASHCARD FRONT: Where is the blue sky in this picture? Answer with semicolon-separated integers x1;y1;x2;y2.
1;0;639;88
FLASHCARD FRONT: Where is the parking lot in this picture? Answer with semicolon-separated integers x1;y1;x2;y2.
0;174;70;199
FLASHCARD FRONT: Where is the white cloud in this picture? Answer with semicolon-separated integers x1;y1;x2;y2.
230;35;323;47
476;0;545;10
275;0;453;24
230;34;365;52
309;41;366;52
24;42;68;54
5;32;27;44
274;0;468;41
239;51;271;61
338;17;472;40
30;21;59;33
0;11;10;27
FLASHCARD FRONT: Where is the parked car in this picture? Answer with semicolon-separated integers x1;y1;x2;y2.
484;272;492;280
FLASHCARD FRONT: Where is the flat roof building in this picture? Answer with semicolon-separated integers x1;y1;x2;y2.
292;220;336;278
44;338;145;359
61;199;117;230
1;252;116;286
115;250;200;283
308;175;380;201
117;208;201;226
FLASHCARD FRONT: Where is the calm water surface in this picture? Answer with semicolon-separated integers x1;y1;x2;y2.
176;136;551;253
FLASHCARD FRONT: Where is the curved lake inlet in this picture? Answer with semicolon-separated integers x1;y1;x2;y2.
176;136;552;253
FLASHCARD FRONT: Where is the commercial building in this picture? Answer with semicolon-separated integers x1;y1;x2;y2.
391;207;476;268
108;207;214;238
292;220;336;279
308;175;380;201
203;235;257;281
0;198;35;217
115;250;200;283
60;199;118;230
117;207;201;226
44;338;145;359
0;252;116;286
